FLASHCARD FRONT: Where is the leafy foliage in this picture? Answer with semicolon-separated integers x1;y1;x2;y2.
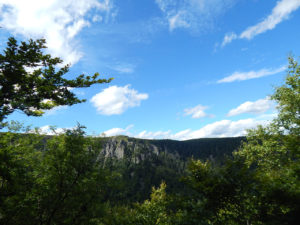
102;182;185;225
177;56;300;225
0;37;112;123
0;123;114;225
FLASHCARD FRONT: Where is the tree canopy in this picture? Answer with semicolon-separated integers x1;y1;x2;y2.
0;123;118;225
0;37;112;123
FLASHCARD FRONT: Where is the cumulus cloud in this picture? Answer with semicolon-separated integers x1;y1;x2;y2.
184;104;213;119
155;0;236;32
102;124;133;136
0;0;114;64
227;97;275;117
90;85;148;115
185;118;269;139
222;0;300;46
101;115;275;140
217;66;286;83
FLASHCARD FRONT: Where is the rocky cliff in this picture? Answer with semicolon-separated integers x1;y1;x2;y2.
98;135;246;163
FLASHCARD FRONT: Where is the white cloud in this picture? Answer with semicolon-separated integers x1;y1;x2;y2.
241;0;300;39
101;114;275;140
109;63;136;74
0;0;114;64
136;130;172;139
185;118;269;139
102;124;133;136
92;15;103;23
90;85;148;115
34;125;91;135
44;105;68;116
217;66;286;83
168;10;191;31
155;0;236;32
171;129;192;140
222;0;300;46
101;125;173;139
135;129;192;140
35;125;67;135
227;97;275;117
221;32;238;47
184;104;213;119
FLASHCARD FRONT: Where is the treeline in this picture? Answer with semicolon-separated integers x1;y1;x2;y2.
150;137;246;160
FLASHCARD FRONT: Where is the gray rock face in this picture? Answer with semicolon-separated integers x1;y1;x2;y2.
99;136;162;163
96;135;245;164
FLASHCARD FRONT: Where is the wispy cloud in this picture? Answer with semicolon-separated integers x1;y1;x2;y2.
221;32;238;47
90;85;148;115
227;97;275;117
222;0;300;46
155;0;236;32
168;10;191;31
109;63;136;74
184;104;213;119
0;0;114;64
217;66;286;83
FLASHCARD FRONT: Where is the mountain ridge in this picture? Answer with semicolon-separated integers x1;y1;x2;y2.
99;135;246;162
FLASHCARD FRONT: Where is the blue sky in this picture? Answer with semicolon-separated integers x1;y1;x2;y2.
1;0;300;140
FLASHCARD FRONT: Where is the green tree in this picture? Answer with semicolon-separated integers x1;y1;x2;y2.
0;37;115;224
133;182;171;225
233;56;300;224
131;182;185;225
0;123;114;225
0;37;112;123
179;158;258;225
101;182;185;225
181;56;300;225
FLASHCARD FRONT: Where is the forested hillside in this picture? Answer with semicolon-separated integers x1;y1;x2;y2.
0;132;245;203
97;135;245;202
99;135;245;161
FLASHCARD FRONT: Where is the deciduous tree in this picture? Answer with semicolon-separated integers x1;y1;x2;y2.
182;56;300;225
0;123;113;225
0;37;112;123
